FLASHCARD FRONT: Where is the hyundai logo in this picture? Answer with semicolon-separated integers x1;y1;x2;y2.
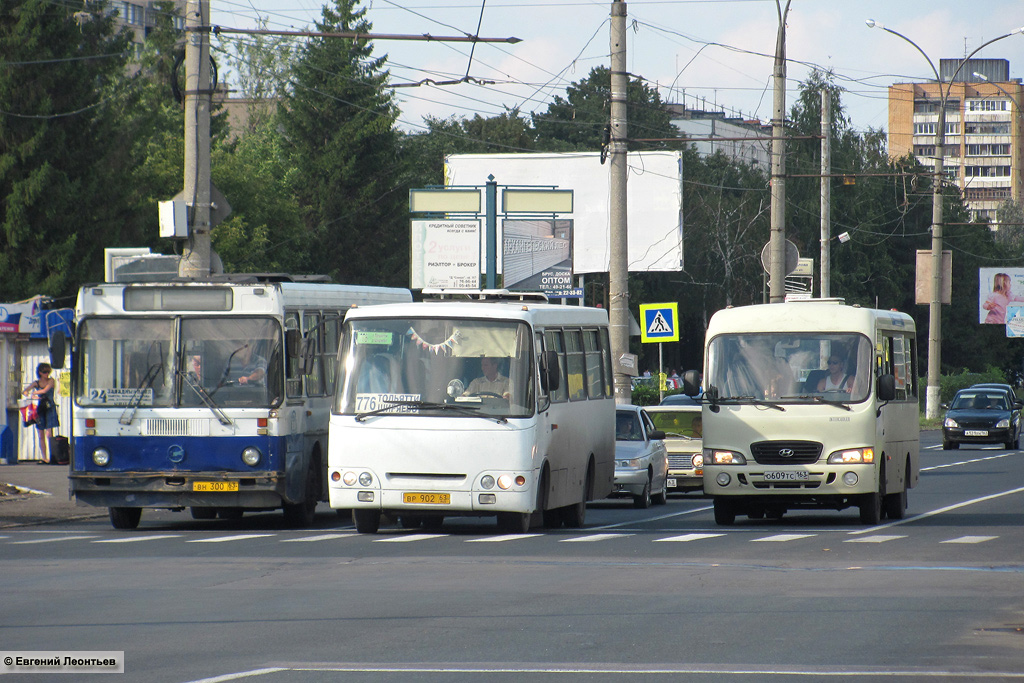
778;448;794;458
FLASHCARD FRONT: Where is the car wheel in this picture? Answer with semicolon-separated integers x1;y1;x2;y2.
633;475;652;509
943;440;958;450
651;479;668;506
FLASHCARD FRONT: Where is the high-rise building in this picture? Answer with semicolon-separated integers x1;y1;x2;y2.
887;58;1024;225
108;1;186;58
667;104;771;168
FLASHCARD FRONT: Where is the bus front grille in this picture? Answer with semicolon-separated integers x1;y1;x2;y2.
142;418;210;437
749;440;822;465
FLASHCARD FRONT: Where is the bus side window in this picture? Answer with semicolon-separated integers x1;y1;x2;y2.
545;330;568;403
285;311;302;398
535;331;550;411
565;329;586;401
304;312;324;396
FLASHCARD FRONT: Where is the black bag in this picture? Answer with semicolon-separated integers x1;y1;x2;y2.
50;436;69;466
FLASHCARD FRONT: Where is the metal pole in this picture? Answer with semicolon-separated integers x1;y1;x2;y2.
768;1;791;303
820;88;831;298
608;1;631;404
179;0;212;278
485;175;497;289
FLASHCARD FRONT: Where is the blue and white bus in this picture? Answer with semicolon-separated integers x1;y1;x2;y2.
54;276;410;529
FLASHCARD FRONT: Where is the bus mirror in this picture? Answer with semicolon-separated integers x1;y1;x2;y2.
541;350;560;393
285;329;301;358
877;374;896;402
682;369;701;396
49;330;66;370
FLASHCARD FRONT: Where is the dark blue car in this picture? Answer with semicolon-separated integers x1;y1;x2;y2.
941;388;1022;450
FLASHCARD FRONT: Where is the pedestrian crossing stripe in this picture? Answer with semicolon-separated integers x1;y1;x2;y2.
639;303;679;343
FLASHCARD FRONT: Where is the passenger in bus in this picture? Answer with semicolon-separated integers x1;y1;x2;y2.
188;355;203;381
467;356;510;400
817;355;854;393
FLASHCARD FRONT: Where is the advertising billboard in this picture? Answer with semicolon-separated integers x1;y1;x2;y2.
978;268;1024;328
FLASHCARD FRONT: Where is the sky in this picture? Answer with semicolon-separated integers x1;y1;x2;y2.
207;0;1024;135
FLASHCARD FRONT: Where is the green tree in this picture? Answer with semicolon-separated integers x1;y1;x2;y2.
278;0;405;285
0;0;132;299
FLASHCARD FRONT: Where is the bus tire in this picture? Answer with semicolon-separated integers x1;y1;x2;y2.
109;507;142;530
859;477;883;525
497;511;530;534
190;507;217;520
713;498;736;526
283;460;319;528
353;509;380;534
563;462;593;528
882;462;910;520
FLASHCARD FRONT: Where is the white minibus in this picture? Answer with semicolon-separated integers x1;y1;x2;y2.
684;300;919;525
328;291;615;533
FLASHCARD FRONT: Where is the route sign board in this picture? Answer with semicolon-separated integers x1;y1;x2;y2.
639;303;679;343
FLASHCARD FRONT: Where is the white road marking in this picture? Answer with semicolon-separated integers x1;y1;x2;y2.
186;534;276;543
752;534;817;542
848;484;1024;535
559;533;631;542
94;534;182;543
844;535;906;544
373;534;448;543
465;534;543;542
654;533;725;542
941;535;997;544
11;535;99;545
279;534;355;543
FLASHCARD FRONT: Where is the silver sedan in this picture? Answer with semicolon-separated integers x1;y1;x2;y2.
611;405;669;508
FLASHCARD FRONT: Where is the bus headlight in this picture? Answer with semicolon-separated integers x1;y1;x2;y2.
704;448;745;465
497;474;513;490
480;475;495;490
92;448;110;467
827;447;874;464
241;447;261;466
358;472;373;487
343;471;358;486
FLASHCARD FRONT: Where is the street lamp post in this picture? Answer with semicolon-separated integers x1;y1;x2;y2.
866;20;1024;420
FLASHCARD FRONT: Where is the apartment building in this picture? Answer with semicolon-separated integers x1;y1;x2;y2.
667;104;771;168
110;1;186;57
887;58;1024;225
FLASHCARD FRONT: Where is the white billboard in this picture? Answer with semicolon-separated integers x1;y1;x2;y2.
444;152;683;274
410;220;481;289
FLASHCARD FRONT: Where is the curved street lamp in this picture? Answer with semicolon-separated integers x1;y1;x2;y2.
866;20;1024;419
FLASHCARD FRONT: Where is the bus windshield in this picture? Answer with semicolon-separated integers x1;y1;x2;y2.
76;317;283;408
706;332;874;404
335;317;535;419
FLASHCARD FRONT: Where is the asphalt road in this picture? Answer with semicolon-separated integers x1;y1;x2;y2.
2;431;1023;683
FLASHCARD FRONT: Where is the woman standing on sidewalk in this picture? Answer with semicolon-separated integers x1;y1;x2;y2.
22;363;58;464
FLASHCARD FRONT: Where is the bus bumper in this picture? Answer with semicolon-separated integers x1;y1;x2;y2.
69;471;286;509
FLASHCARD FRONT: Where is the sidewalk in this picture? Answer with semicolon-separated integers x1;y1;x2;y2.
0;462;106;528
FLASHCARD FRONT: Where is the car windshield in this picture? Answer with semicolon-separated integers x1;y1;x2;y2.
335;317;535;419
615;411;644;441
951;392;1009;411
647;410;702;438
706;332;874;404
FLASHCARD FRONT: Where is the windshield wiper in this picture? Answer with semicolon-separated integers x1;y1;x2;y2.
179;370;232;425
719;395;785;411
780;394;853;411
355;399;507;424
119;362;164;426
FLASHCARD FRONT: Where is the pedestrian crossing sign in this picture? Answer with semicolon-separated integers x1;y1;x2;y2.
639;303;679;343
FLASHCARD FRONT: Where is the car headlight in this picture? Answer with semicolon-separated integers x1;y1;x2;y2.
92;448;110;467
827;447;875;464
241;447;261;466
995;418;1010;429
617;458;642;468
703;448;745;465
691;453;704;468
943;418;959;428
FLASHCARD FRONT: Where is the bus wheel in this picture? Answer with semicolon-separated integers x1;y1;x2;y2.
712;498;736;526
497;511;530;534
859;486;883;525
882;463;909;520
109;507;142;530
633;475;652;509
563;463;593;528
353;509;380;534
283;463;319;528
190;507;217;520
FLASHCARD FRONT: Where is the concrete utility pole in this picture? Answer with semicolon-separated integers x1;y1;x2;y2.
179;0;213;278
608;0;631;404
820;88;831;298
768;0;791;303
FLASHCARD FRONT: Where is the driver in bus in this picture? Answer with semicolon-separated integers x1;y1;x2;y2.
467;356;511;400
236;343;267;385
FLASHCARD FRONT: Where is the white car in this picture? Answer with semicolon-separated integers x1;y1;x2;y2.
644;404;704;493
611;405;669;508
